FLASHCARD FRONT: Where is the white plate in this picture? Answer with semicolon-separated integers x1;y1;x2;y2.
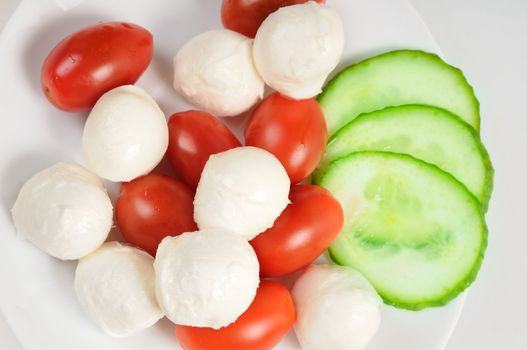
0;0;466;349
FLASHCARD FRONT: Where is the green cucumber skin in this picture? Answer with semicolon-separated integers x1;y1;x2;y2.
329;234;488;311
314;104;494;211
320;151;488;311
318;49;481;135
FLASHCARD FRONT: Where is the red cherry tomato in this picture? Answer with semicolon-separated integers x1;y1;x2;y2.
41;22;153;111
251;185;343;277
245;93;327;183
116;174;197;256
167;110;241;188
221;0;326;38
175;281;295;350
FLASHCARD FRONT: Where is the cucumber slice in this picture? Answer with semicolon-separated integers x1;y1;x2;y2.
319;50;480;135
320;151;487;310
313;105;493;211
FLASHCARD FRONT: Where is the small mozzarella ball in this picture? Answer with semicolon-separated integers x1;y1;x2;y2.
74;242;163;337
253;2;344;99
173;29;264;117
292;264;382;350
11;162;112;260
194;146;290;240
83;85;168;182
154;229;259;329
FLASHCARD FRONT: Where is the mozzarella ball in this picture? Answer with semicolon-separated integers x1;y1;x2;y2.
253;2;344;99
292;264;382;350
154;229;259;329
173;29;264;117
83;85;168;182
11;162;112;260
75;242;163;337
194;146;290;240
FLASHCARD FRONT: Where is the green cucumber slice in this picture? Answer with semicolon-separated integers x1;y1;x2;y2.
320;151;487;310
319;50;480;135
313;105;493;211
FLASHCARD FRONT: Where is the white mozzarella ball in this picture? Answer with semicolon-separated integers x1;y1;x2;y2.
253;2;344;99
11;162;112;260
83;85;168;182
194;146;290;240
173;29;264;117
292;264;382;350
74;242;163;337
154;229;259;329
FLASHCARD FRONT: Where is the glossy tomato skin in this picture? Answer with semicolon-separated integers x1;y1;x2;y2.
251;185;344;277
116;174;197;256
221;0;326;38
245;93;327;184
175;281;295;350
167;110;241;188
41;22;153;111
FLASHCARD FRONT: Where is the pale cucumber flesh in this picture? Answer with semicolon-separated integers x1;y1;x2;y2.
320;151;487;310
313;105;493;211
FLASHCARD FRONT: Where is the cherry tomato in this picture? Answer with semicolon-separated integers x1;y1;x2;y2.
41;22;153;111
175;281;295;350
221;0;326;38
250;184;343;277
116;174;197;256
167;110;241;188
245;93;327;183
